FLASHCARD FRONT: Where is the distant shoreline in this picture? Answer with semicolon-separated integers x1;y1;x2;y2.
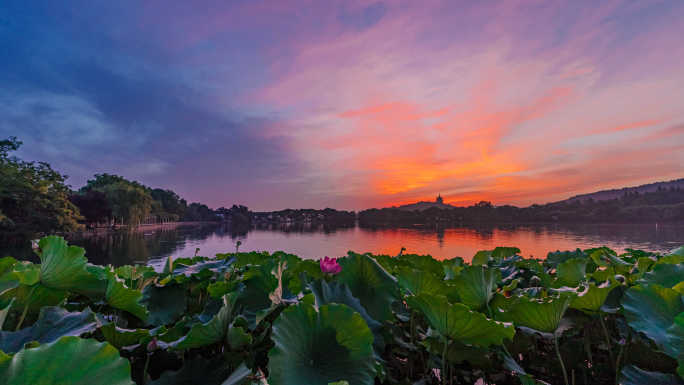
66;221;220;237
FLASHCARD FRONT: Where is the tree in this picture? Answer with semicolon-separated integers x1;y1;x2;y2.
70;190;112;225
0;137;82;239
81;174;153;226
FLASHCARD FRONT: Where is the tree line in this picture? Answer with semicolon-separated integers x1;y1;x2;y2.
0;137;242;242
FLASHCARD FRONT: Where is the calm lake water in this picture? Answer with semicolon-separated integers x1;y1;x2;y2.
8;222;681;267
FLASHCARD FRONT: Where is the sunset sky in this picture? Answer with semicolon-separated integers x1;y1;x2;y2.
2;0;683;210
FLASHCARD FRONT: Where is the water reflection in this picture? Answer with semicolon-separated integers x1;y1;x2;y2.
3;222;682;266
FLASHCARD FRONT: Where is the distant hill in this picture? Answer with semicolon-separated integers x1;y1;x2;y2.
359;179;684;225
559;178;684;204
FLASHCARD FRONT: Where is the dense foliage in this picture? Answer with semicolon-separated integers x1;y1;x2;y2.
359;188;684;226
0;138;82;240
0;237;682;384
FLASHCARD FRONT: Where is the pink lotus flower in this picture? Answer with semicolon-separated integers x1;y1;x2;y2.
320;256;341;275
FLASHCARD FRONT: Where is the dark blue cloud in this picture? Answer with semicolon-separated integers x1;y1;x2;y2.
0;0;302;209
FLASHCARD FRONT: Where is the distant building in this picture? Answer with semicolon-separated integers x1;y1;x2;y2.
396;194;453;211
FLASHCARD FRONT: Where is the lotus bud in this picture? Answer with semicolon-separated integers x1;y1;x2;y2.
147;338;158;352
319;256;342;275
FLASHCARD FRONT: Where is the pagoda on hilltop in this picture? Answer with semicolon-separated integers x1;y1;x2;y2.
436;194;443;204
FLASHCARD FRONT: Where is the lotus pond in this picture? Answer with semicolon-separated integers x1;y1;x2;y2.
0;236;682;385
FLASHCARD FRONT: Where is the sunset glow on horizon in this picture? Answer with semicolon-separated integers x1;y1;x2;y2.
2;1;683;210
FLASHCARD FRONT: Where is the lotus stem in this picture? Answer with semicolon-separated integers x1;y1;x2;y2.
442;338;448;385
142;353;151;384
554;334;569;385
599;315;615;369
614;341;625;385
15;286;36;331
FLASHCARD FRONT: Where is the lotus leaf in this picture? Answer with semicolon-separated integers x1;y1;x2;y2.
0;306;100;353
149;358;247;385
268;303;375;385
0;298;14;330
100;323;150;349
555;257;587;287
640;263;684;288
570;279;618;314
406;293;514;347
141;284;188;326
547;249;586;267
620;365;684;385
396;267;447;297
0;336;134;385
106;270;149;321
309;279;381;331
37;236;106;296
493;293;573;335
337;253;399;322
622;284;684;359
451;265;500;310
170;293;238;350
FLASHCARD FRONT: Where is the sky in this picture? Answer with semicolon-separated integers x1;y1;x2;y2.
1;0;683;211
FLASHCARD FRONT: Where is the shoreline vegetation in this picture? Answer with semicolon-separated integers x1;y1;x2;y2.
0;236;682;384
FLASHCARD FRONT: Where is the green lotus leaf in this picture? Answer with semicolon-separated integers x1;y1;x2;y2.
0;283;67;315
395;254;444;277
555;257;587;287
451;265;500;310
622;284;684;358
493;293;573;334
0;261;42;298
104;270;148;321
0;257;17;275
337;253;399;322
236;266;277;328
0;298;14;330
207;280;239;298
570;279;618;314
141;284;188;326
396;267;447;297
100;323;150;349
442;257;464;280
620;365;684;385
547;249;586;267
472;250;492;266
0;276;18;298
0;306;100;353
37;236;107;296
268;303;375;385
170;294;238;350
640;263;684;288
309;279;381;331
149;358;248;385
226;321;252;350
171;257;235;277
0;336;134;385
492;247;521;259
406;293;514;347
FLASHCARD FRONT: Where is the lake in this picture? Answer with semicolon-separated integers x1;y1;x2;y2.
7;222;681;267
